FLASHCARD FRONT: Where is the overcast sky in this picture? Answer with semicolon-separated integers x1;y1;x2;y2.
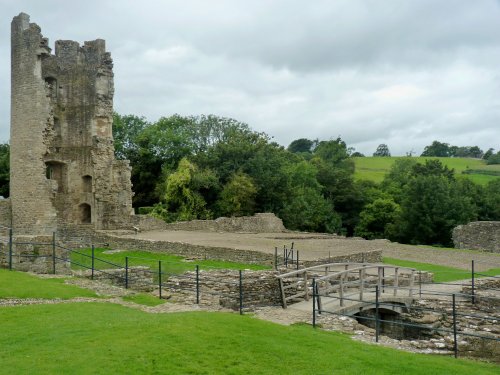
1;0;499;155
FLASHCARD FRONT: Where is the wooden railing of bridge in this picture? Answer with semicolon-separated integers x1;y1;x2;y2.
277;263;416;308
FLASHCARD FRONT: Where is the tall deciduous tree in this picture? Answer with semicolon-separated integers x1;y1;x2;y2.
217;172;257;217
373;144;391;157
421;140;451;157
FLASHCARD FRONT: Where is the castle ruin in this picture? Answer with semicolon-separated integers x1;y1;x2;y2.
10;13;134;236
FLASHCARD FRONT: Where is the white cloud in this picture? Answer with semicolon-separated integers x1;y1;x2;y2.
0;0;499;156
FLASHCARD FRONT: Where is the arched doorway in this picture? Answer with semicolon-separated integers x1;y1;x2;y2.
78;203;91;224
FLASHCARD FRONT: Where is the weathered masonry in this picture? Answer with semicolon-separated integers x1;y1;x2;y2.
10;13;134;235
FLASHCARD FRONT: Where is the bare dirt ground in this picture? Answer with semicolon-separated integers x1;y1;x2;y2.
127;230;500;271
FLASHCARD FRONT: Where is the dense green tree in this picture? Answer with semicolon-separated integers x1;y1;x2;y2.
373;144;391;157
112;113;150;160
217;172;257;217
483;148;494;160
451;146;483;158
486;150;500;165
395;175;476;246
311;138;359;234
480;179;500;220
156;158;216;222
0;143;9;198
287;138;315;154
381;158;418;204
355;198;400;240
421;140;451;157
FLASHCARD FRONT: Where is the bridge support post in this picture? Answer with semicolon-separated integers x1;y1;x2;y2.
279;277;287;309
359;267;365;301
303;271;309;300
409;270;415;297
452;294;458;358
312;278;316;328
394;268;399;296
339;274;345;307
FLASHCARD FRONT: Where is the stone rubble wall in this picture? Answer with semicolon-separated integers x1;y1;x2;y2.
74;266;154;292
167;269;284;309
0;235;70;274
0;199;11;228
452;221;499;253
302;250;382;267
161;213;286;233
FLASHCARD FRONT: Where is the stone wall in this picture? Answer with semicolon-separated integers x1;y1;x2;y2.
92;231;275;265
75;266;154;292
0;199;11;228
0;235;70;273
167;269;284;309
302;250;382;267
162;213;286;233
10;13;134;236
452;221;500;253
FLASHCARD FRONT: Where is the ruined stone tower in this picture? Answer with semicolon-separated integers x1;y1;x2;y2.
10;13;134;235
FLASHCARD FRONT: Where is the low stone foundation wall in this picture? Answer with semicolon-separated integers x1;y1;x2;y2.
0;235;70;274
74;266;155;292
92;232;276;265
167;269;283;309
453;221;500;253
162;213;286;233
302;250;382;267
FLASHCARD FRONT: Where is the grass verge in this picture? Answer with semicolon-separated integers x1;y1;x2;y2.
122;293;166;306
70;248;271;275
383;257;500;282
0;303;498;374
0;269;97;299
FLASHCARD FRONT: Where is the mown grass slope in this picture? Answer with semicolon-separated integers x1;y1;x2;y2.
1;303;499;375
353;156;500;185
0;269;97;299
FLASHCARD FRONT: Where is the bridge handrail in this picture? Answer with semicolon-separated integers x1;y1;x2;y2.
315;265;416;283
276;262;368;279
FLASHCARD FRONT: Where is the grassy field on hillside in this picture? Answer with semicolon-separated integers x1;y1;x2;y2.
1;302;498;374
353;156;500;185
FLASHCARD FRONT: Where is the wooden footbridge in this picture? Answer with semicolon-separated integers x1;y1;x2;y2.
277;263;417;315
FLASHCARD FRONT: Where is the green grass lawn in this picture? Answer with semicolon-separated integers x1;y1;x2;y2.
70;248;271;275
353;156;500;185
383;257;500;282
122;293;166;306
0;302;498;374
0;269;97;299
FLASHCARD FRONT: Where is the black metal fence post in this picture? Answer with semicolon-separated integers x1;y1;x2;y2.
196;265;200;304
296;250;299;271
158;260;162;300
125;256;129;289
239;270;243;315
375;285;380;343
471;260;475;305
91;245;95;280
274;247;278;270
52;232;56;274
452;293;458;358
312;278;316;328
8;228;12;270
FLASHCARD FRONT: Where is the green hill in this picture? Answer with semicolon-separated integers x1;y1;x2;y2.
353;156;500;185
